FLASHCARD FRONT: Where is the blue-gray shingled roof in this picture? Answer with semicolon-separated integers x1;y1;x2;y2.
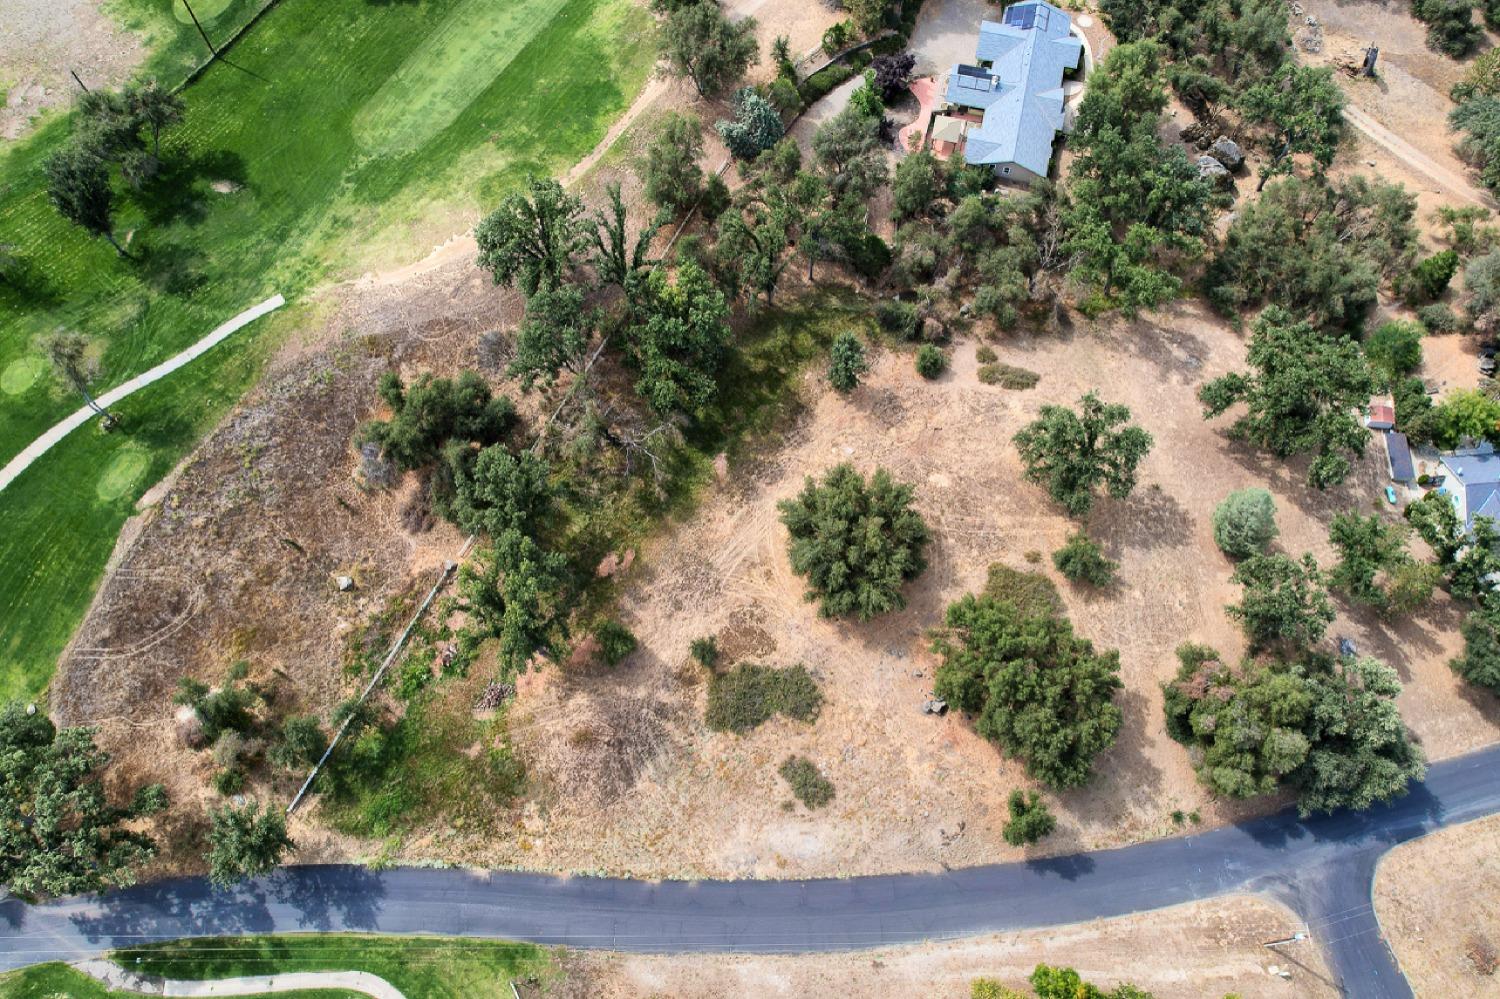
943;0;1082;177
1443;443;1500;530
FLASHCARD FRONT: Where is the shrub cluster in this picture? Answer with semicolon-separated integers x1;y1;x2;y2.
705;664;823;733
779;755;835;808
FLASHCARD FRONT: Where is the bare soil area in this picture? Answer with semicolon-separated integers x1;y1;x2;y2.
48;0;1500;885
0;0;144;139
555;894;1336;999
1375;814;1500;996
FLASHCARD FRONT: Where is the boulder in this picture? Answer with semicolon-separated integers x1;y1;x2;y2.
922;698;949;715
1209;136;1244;171
1196;155;1231;187
335;575;355;592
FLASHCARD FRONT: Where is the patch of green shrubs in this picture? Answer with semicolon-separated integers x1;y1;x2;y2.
915;344;947;378
705;663;823;733
779;755;835;809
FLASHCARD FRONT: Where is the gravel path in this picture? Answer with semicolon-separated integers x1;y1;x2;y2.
0;294;285;493
74;958;405;998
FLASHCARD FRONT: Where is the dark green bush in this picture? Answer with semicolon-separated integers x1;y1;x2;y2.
705;663;822;733
780;755;835;808
876;299;922;340
1001;789;1056;846
1404;249;1459;304
690;635;720;668
595;620;638;666
915;345;947;378
1052;533;1117;587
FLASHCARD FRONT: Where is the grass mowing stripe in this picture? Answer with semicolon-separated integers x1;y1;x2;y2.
0;0;654;699
352;0;572;155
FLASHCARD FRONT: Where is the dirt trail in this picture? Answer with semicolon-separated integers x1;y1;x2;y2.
1344;105;1494;209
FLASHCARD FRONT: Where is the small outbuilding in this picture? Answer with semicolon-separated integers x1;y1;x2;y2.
1366;403;1395;430
1385;431;1414;483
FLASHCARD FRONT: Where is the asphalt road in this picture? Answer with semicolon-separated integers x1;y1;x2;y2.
3;744;1497;997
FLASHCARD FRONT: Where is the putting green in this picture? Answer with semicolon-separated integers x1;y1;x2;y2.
97;448;149;501
173;0;234;23
0;356;44;396
352;0;571;155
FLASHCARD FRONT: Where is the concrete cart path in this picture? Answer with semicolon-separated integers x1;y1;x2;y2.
0;294;286;493
73;958;404;997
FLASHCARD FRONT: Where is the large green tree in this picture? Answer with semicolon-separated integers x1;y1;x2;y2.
1227;552;1335;650
1327;511;1413;608
1013;392;1153;517
660;1;759;97
507;283;599;392
475;177;590;295
1237;64;1345;190
450;446;554;540
933;594;1122;789
207;802;294;889
1454;602;1500;693
778;464;930;620
624;258;731;415
0;704;166;897
644;112;705;214
1164;646;1425;814
1198;306;1375;488
44;144;126;256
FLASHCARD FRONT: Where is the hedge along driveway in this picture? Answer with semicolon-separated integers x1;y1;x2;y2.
0;0;656;700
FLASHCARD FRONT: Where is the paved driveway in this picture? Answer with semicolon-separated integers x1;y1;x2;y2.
906;0;993;76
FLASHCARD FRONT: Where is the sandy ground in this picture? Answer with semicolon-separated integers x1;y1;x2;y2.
1375;814;1500;996
0;0;144;139
480;296;1493;880
554;894;1336;999
43;0;1500;886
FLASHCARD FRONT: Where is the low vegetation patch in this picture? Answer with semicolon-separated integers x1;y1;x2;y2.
1001;789;1056;846
112;933;552;998
779;755;835;809
1052;533;1116;587
705;663;822;734
977;362;1040;389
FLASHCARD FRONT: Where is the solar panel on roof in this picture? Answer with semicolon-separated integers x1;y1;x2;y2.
1004;4;1037;28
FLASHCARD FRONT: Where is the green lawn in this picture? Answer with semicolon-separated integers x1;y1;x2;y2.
0;0;656;700
113;934;553;997
0;962;355;998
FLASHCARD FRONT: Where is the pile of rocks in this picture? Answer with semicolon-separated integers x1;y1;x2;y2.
1194;136;1245;188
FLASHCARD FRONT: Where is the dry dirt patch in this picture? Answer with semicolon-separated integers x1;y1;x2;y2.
1376;814;1500;996
555;894;1335;999
0;0;144;140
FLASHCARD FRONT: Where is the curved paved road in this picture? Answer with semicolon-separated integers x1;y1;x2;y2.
2;745;1497;997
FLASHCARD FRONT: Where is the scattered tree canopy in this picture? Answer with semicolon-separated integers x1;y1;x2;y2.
1164;645;1425;813
1001;790;1056;846
1061;41;1215;311
778;464;930;619
1454;602;1500;693
1013;392;1153;517
1236;64;1345;191
1198;306;1375;488
717;88;785;161
1205;175;1416;330
0;703;166;897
